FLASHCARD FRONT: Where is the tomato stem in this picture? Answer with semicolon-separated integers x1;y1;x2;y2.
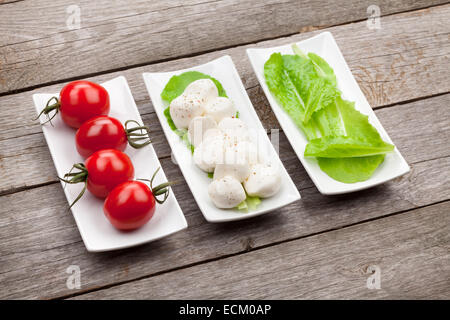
59;163;88;209
124;120;152;149
138;167;178;204
35;96;60;126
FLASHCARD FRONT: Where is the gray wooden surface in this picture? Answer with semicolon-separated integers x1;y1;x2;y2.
0;0;449;299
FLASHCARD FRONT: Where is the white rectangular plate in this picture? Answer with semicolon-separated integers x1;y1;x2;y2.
247;32;410;195
143;56;300;222
33;76;187;252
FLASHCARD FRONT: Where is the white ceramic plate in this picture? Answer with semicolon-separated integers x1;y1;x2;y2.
143;56;300;223
247;32;410;195
33;76;187;252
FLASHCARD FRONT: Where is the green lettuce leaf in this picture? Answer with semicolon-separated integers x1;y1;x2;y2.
161;71;227;103
305;135;394;158
292;44;337;87
317;155;385;183
237;195;261;211
307;52;338;87
264;47;395;184
264;53;318;140
282;52;339;123
336;97;391;146
312;103;345;137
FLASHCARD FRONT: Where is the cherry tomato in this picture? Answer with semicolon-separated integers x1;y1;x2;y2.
85;149;134;198
103;168;173;230
75;116;151;158
104;181;156;230
38;80;110;128
61;149;134;204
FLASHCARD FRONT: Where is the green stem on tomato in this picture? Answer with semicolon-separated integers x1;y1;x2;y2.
35;96;60;126
59;163;88;209
138;167;179;204
124;120;152;149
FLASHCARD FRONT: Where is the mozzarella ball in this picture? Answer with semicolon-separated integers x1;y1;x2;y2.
218;117;250;146
169;93;204;129
184;79;218;103
214;163;250;183
218;117;248;132
224;140;262;166
208;176;246;209
188;116;217;147
193;136;224;172
204;97;236;122
203;128;223;142
244;163;281;198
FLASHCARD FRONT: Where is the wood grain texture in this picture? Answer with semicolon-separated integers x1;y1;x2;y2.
73;201;450;299
0;5;449;194
1;4;449;138
0;0;446;93
0;2;449;300
0;5;448;143
1;151;449;299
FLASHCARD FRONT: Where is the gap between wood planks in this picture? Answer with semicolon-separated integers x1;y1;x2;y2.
0;1;447;97
57;198;450;300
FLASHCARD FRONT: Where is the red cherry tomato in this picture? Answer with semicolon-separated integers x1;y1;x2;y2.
85;149;134;198
103;168;174;230
75;116;151;158
61;149;134;204
104;181;156;230
38;80;110;128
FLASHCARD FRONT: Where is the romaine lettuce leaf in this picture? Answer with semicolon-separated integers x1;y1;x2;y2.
264;53;318;140
336;97;391;146
312;103;345;137
305;135;394;158
263;47;395;184
281;54;339;123
307;52;338;87
317;155;385;183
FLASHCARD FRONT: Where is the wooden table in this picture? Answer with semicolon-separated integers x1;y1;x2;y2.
0;0;449;300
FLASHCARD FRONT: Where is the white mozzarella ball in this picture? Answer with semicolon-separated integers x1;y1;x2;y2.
203;128;223;142
213;163;250;183
204;97;237;122
193;136;225;173
243;163;281;198
188;116;217;147
225;140;262;166
218;117;250;146
169;93;205;129
208;176;246;209
184;79;218;103
218;117;248;132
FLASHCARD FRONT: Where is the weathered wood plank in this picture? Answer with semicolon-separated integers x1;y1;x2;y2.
1;153;449;299
73;201;450;299
0;5;448;143
0;4;449;300
0;0;446;93
1;93;449;195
